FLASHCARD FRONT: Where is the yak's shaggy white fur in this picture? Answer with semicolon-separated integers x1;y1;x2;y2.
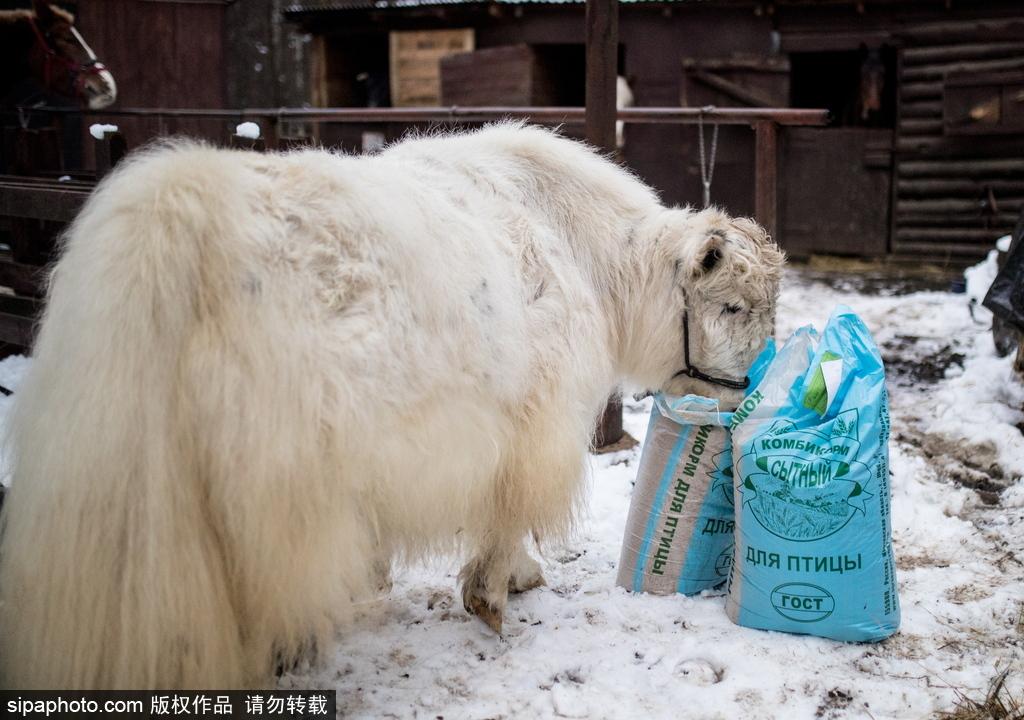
0;124;783;689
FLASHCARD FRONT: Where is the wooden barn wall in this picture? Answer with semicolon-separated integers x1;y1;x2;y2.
478;5;774;213
75;0;228;164
446;5;773;212
292;0;1024;261
893;19;1024;259
299;5;773;213
776;1;1024;261
79;0;225;108
623;7;773;214
225;0;313;110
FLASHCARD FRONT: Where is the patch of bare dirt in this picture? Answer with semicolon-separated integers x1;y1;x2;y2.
815;688;854;719
882;334;966;388
896;429;1010;504
946;584;995;605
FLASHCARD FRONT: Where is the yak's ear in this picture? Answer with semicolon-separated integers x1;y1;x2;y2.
700;243;722;273
694;232;726;277
675;232;725;283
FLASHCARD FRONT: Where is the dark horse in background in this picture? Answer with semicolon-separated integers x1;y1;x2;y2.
0;6;115;517
0;0;116;173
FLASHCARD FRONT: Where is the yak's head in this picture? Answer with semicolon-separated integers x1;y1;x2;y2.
625;207;785;406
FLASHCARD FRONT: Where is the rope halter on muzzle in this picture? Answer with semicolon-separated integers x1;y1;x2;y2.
671;310;750;390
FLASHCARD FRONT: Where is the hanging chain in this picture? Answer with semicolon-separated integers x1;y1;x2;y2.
697;109;719;208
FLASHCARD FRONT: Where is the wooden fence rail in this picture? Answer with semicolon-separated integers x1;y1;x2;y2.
0;104;828;355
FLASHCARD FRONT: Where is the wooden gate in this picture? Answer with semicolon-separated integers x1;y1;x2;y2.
780;127;893;257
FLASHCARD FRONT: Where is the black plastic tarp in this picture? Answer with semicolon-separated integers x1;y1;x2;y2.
983;211;1024;332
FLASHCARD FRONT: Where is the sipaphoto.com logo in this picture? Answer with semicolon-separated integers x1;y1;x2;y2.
770;582;836;622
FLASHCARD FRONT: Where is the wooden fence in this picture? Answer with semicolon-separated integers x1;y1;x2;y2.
0;105;827;356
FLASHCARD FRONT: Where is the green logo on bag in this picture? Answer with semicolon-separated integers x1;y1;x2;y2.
709;450;734;507
738;409;872;542
770;583;835;622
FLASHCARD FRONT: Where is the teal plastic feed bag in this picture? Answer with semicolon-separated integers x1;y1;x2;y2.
726;306;900;641
616;343;776;596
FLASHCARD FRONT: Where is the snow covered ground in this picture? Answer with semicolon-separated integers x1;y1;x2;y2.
2;265;1022;718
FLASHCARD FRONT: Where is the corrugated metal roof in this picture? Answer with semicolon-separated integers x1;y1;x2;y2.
285;0;701;13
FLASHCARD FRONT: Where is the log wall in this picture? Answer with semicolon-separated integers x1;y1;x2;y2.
893;19;1024;258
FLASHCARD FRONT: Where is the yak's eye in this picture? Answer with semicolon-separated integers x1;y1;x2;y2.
724;304;743;315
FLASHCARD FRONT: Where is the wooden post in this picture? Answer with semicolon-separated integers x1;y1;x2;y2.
586;0;625;449
94;131;127;179
230;134;266;152
595;395;626;451
754;120;778;242
585;0;618;152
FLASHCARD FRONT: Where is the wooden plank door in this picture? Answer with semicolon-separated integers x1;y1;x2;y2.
780;127;893;257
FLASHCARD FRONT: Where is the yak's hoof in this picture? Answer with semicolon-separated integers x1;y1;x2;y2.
466;595;504;634
372;560;393;595
509;572;546;594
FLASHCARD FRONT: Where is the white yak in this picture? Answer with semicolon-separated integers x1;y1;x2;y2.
0;123;784;688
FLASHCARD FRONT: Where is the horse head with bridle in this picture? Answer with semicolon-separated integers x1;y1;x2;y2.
0;0;116;110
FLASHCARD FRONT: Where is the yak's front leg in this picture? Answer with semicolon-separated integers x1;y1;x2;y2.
460;537;545;634
460;397;586;633
508;539;546;594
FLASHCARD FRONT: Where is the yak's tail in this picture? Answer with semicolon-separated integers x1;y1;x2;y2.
0;143;370;689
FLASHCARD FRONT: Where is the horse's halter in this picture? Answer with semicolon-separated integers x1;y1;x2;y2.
671;310;750;390
27;14;109;100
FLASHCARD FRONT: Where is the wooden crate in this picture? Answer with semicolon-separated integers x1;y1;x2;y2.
389;29;474;107
441;45;559;107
